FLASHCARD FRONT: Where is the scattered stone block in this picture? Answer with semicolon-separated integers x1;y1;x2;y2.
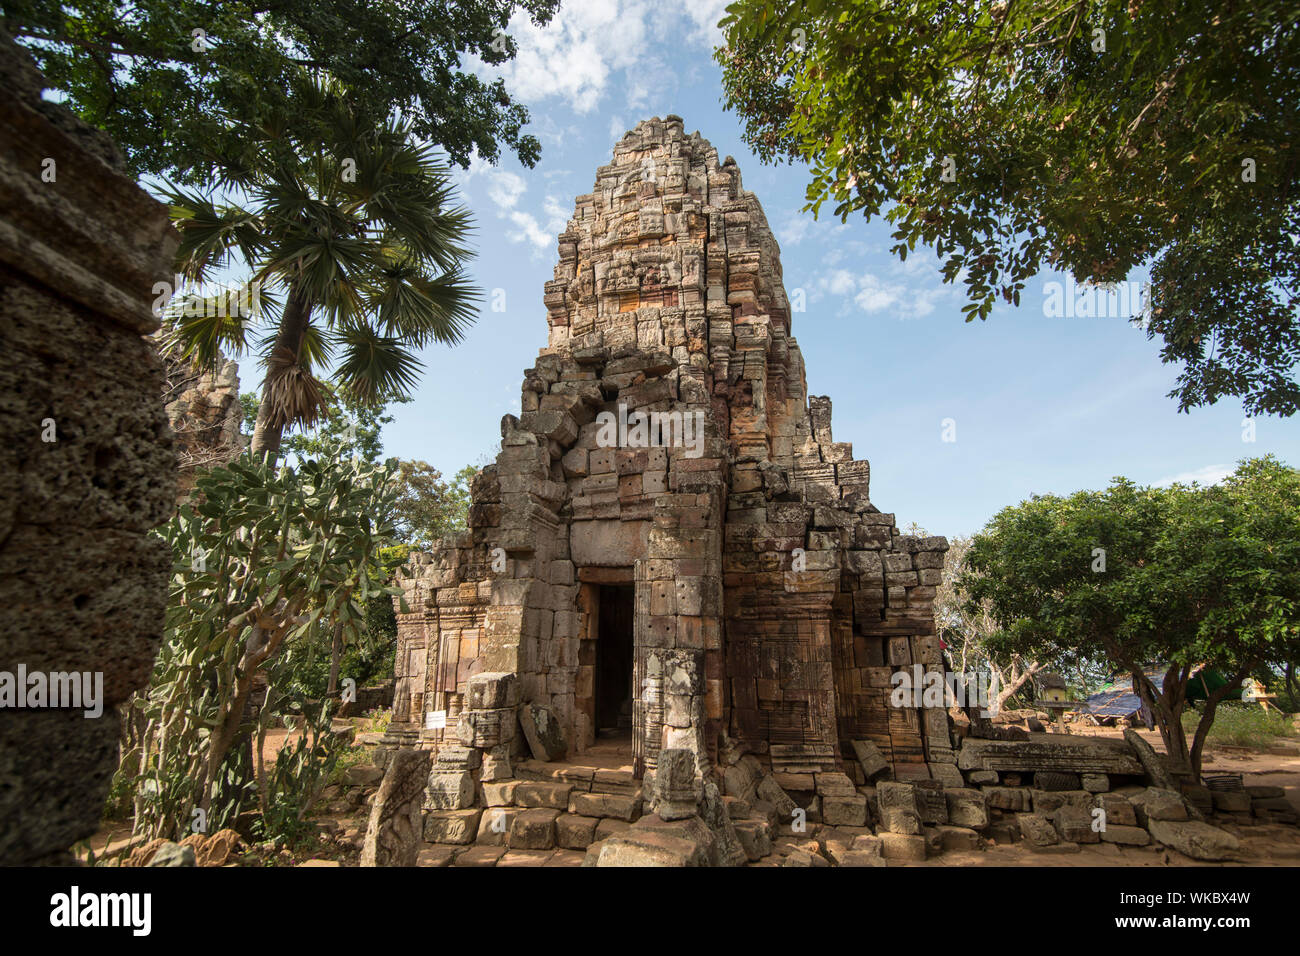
455;845;507;867
936;825;982;852
465;672;519;710
945;788;990;829
878;832;927;861
594;818;631;841
423;809;481;845
1017;813;1059;847
481;780;519;807
426;770;475;810
508;808;560;850
755;775;798;818
456;707;517;748
555;813;599;850
1124;728;1173;788
1082;773;1110;793
516;781;574;809
1131;787;1189;825
476;808;518;845
416;845;457;867
1211;790;1252;814
732;820;773;861
822;794;868;827
839;850;888;867
984;787;1031;812
596;827;710;866
1053;806;1100;844
569;791;643;820
1095;792;1138;826
1099;824;1150;846
876;782;922;834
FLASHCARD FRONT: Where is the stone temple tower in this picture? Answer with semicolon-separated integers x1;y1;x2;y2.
390;116;952;790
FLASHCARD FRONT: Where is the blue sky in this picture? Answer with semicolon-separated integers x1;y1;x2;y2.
236;1;1297;537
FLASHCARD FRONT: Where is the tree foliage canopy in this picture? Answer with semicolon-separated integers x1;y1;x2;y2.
718;0;1300;415
4;0;560;182
961;456;1300;776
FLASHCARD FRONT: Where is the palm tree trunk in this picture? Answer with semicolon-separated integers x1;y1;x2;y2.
250;287;312;459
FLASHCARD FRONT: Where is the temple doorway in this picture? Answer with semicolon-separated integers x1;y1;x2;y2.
594;584;635;739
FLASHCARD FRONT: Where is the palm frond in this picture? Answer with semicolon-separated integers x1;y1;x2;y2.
365;264;479;346
158;185;264;282
331;326;425;405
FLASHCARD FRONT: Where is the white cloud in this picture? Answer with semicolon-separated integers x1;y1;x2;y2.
778;214;810;247
486;170;527;210
508;210;552;248
487;0;724;115
853;275;901;313
1153;464;1234;488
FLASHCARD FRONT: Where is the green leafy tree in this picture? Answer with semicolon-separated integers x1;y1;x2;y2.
3;0;559;182
162;76;477;459
962;457;1300;779
118;449;402;839
718;1;1300;415
241;389;407;467
391;461;477;549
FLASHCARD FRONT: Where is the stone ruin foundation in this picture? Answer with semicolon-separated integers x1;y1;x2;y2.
370;118;1291;866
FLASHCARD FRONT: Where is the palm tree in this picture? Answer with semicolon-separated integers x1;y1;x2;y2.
160;75;478;459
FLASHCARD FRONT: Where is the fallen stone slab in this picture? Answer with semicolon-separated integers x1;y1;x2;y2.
1124;728;1173;788
455;845;507;867
839;849;888;867
1147;819;1240;861
851;739;889;781
518;702;567;761
958;736;1143;775
595;827;711;866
